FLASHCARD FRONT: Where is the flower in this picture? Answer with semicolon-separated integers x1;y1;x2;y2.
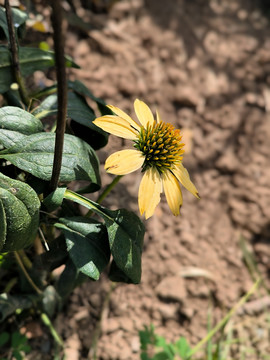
93;99;199;219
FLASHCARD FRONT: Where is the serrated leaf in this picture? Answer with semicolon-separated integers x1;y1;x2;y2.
0;173;40;252
0;46;79;94
0;133;101;191
175;337;192;358
0;7;27;41
56;217;110;280
64;190;145;284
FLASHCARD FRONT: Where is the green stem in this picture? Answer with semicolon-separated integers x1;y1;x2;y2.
64;189;113;221
97;175;122;204
41;313;64;347
4;277;17;293
187;278;261;357
17;249;32;269
86;175;122;217
5;0;30;106
31;86;57;100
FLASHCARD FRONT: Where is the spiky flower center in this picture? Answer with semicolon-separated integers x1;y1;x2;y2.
134;121;185;173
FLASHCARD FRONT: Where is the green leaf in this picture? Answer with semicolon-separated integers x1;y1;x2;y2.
42;286;59;318
11;331;27;348
0;133;101;190
0;129;26;149
105;208;144;284
68;80;110;115
0;200;7;251
56;217;110;280
67;91;108;150
0;107;43;146
174;337;192;359
64;190;145;284
0;173;40;252
56;258;87;299
31;92;58;119
0;293;34;322
0;106;43;134
43;187;67;212
0;331;9;347
152;352;173;360
12;350;23;360
0;46;79;94
139;325;156;350
33;92;108;150
0;7;27;41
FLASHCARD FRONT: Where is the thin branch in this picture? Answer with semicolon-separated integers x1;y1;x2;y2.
49;0;67;192
4;0;30;106
14;251;42;295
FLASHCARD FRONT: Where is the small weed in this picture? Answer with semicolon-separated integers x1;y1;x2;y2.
0;331;31;360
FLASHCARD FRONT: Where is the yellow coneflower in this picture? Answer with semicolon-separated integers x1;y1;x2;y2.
93;99;199;219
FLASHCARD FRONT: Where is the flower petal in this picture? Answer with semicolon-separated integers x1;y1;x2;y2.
105;149;144;175
138;168;162;219
93;116;138;140
162;171;182;216
107;105;141;131
172;163;200;198
134;99;155;128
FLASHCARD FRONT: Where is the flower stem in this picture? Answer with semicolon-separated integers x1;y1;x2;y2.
97;175;123;204
41;313;64;348
86;175;122;217
49;0;67;192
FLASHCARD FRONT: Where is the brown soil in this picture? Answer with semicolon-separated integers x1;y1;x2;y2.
28;0;270;359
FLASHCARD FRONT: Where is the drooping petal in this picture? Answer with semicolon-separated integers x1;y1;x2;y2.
107;105;141;131
93;116;138;140
105;149;144;175
172;163;200;198
162;171;183;216
138;168;162;219
134;99;155;128
156;109;162;123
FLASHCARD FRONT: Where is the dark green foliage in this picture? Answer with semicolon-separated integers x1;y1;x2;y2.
0;4;145;335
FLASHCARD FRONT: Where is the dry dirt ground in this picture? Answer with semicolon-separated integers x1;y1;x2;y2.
28;0;270;359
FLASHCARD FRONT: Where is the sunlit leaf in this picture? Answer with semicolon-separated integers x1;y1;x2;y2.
0;106;43;135
0;133;101;191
